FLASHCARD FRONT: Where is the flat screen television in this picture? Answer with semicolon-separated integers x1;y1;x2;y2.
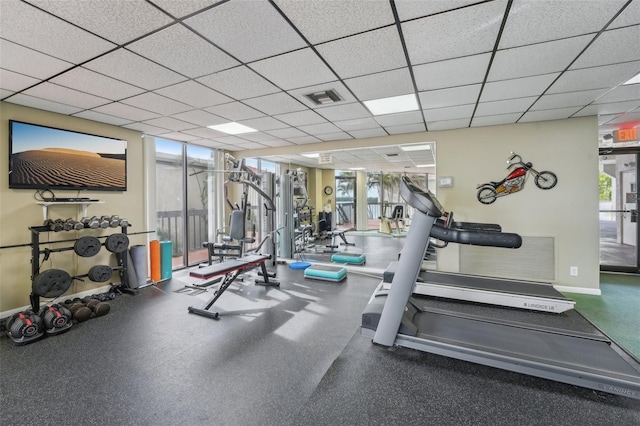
8;120;127;192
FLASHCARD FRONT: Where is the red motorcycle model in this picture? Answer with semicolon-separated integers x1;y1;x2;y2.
476;152;558;204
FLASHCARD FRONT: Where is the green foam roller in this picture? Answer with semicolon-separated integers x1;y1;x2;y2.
160;240;173;280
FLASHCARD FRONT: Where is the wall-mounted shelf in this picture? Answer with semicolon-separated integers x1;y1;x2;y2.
37;201;104;220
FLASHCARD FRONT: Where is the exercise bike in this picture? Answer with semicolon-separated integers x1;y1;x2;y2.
476;152;557;204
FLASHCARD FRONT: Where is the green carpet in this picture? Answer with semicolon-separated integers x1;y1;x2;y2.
562;273;640;359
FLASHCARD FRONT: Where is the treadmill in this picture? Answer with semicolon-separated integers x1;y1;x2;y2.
362;176;640;399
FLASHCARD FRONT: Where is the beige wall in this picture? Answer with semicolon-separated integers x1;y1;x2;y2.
237;116;600;290
0;102;147;312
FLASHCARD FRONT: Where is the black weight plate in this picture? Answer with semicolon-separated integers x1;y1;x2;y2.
87;265;113;282
74;236;101;257
105;233;129;253
32;269;72;298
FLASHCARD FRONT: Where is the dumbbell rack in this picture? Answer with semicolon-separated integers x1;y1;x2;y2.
28;224;131;312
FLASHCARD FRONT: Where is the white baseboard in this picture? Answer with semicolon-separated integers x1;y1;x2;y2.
0;284;112;319
553;285;601;296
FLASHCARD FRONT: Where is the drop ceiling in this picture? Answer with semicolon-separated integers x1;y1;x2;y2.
1;0;639;173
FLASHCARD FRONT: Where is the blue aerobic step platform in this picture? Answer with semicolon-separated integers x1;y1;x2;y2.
304;264;347;282
330;252;366;265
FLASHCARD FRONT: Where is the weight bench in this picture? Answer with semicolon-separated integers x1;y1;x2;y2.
187;254;278;320
323;227;355;253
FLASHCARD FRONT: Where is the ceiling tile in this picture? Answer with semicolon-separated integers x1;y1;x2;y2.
205;102;265;121
531;89;608;111
287;81;357;109
92;102;161;121
606;110;640;124
51;67;146;100
184;1;306;62
593;84;640;104
573;100;640;117
519;107;583;123
213;135;252;146
123;122;171;135
181;127;226;139
5;94;82;115
572;26;640;69
609;1;640;29
551;61;640;93
413;53;491;91
475;97;538;116
0;69;40;92
296;122;342;135
238;132;279;143
248;48;336;90
154;81;232;108
481;73;559;102
402;1;506;64
266;128;308;139
471;113;521;128
428;118;472;131
489;35;591;81
243;92;307;115
316;26;407;79
72;110;132;126
142;117;196;131
237;116;289;132
385;123;426;135
121;92;192;115
348;128;388;139
0;39;72;79
395;0;479;21
334;117;381;131
344;68;414;101
274;0;394;44
151;0;223;19
22;82;111;109
286;135;322;144
257;140;295;148
499;0;628;49
232;141;268;150
26;0;174;45
1;0;116;63
171;109;227;127
273;110;327;126
316;103;371;121
318;132;352;142
157;131;201;142
197;66;280;100
84;48;186;90
0;89;15;98
419;85;481;109
375;111;423;127
128;23;239;78
423;104;474;122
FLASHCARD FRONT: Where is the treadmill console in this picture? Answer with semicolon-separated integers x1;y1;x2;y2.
400;176;444;217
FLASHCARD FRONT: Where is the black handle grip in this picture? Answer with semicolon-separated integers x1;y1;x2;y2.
430;224;522;248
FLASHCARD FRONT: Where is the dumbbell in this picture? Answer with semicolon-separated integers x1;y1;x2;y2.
62;218;84;231
99;215;120;228
82;298;111;317
63;301;92;322
81;216;100;229
43;218;65;232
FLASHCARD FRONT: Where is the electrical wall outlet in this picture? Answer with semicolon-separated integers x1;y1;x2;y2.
570;266;578;276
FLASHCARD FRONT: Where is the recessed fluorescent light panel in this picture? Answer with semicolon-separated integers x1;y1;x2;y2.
416;164;435;168
349;167;366;170
363;94;419;115
624;72;640;85
400;143;432;152
207;122;257;135
301;152;320;158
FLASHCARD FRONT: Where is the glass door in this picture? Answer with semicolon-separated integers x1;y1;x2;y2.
599;149;639;273
335;172;356;228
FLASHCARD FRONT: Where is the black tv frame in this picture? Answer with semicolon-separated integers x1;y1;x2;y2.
8;120;127;192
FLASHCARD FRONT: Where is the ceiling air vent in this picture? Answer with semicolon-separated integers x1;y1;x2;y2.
386;153;399;157
305;89;342;105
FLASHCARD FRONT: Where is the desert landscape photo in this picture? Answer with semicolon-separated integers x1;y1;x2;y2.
10;148;126;189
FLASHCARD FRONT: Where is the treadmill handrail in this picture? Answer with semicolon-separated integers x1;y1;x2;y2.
430;223;522;248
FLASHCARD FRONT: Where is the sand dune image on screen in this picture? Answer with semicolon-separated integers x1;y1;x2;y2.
11;148;125;188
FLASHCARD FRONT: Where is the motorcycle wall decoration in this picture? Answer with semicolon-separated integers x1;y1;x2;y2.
476;152;558;204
